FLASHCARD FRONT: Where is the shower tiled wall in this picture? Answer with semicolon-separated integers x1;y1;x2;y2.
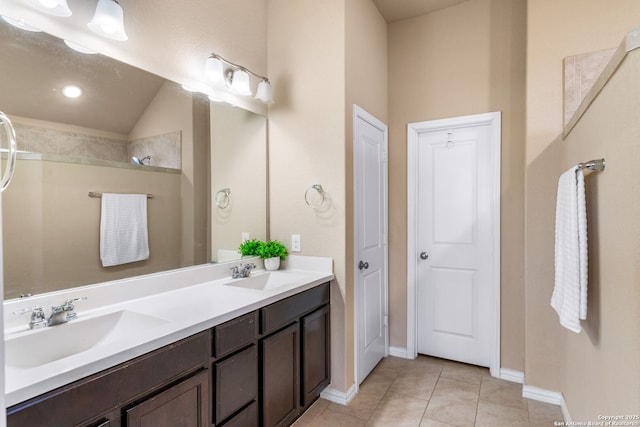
13;122;181;169
13;122;129;162
128;131;181;169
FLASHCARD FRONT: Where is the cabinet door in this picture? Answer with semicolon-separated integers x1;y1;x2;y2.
126;370;209;427
301;305;330;408
215;344;258;424
261;323;300;427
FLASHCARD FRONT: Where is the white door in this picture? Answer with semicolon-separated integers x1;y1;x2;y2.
408;113;500;371
354;105;388;384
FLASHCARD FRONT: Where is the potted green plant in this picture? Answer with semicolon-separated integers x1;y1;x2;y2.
238;239;262;257
257;240;288;271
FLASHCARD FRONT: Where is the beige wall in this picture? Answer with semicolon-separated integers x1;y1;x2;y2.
560;49;640;419
387;0;527;370
268;0;349;392
268;0;387;394
3;160;182;298
525;0;640;393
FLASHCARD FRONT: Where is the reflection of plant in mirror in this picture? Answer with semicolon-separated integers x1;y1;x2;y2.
258;240;289;261
239;239;262;257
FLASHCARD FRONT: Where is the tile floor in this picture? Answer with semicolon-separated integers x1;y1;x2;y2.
293;355;564;427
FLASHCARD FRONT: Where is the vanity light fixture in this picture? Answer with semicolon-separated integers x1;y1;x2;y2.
1;16;42;32
88;0;128;41
28;0;72;17
64;40;98;54
204;53;274;104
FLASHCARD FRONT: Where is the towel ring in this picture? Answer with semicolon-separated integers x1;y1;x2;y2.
215;188;231;209
304;184;325;209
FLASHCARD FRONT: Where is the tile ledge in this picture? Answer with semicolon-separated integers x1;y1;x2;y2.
563;25;640;138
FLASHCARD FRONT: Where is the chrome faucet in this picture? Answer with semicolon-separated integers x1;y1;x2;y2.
231;263;256;279
13;296;87;329
47;297;87;326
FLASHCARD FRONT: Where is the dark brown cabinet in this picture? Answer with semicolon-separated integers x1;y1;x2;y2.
126;370;209;427
261;323;300;427
7;282;330;427
7;332;210;427
301;305;331;407
259;282;331;427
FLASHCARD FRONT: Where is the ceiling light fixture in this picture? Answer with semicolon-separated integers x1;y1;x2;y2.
28;0;72;17
204;53;273;104
88;0;128;41
61;85;83;99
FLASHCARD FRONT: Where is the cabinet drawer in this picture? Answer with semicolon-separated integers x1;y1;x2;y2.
260;282;330;335
220;401;258;427
7;332;209;427
214;311;258;358
126;370;209;427
215;344;258;424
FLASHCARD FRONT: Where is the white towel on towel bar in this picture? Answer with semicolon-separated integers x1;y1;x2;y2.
551;166;588;333
100;193;149;267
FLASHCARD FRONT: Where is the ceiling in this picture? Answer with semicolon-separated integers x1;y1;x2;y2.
373;0;469;23
0;21;165;136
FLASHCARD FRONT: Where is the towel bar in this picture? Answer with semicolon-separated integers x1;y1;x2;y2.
577;158;605;171
89;192;153;199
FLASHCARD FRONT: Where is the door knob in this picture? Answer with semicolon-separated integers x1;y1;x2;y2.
420;252;429;260
358;261;369;270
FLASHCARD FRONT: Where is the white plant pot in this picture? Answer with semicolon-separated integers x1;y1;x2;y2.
264;257;281;271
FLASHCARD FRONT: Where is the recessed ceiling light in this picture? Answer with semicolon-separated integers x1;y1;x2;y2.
61;85;83;99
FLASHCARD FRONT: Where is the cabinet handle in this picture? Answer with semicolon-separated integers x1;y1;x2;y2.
358;261;369;270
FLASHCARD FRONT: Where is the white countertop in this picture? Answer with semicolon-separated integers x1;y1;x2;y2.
3;255;334;407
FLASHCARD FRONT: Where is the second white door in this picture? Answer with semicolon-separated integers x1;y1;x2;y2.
413;114;499;368
354;105;388;384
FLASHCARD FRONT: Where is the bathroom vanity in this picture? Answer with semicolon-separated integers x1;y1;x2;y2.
3;256;333;427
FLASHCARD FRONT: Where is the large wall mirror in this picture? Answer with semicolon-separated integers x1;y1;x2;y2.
0;21;267;299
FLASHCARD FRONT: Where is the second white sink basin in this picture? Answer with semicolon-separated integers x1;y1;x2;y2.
224;271;309;291
6;310;168;369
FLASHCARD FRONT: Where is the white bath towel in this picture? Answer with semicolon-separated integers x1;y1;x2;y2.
100;193;149;267
551;167;588;333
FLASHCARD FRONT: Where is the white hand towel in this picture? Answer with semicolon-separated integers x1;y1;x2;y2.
100;193;149;267
551;167;588;333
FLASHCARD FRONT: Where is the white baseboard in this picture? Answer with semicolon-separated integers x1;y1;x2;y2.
389;346;410;359
499;368;524;384
320;384;357;406
522;385;564;405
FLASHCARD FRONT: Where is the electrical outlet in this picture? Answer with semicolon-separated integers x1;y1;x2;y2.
241;232;250;242
291;234;301;252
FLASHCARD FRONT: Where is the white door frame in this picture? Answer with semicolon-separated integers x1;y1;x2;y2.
353;104;389;388
406;111;501;377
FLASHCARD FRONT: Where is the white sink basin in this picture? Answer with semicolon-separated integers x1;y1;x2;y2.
224;271;309;291
5;310;168;369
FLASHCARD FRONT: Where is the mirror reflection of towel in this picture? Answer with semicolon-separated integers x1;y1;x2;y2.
100;193;149;267
551;167;588;333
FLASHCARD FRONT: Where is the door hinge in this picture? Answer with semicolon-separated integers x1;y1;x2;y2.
384;315;389;327
383;233;388;245
382;150;388;163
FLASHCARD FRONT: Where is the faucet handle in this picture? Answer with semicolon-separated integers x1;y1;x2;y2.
60;297;87;321
13;305;44;317
13;306;47;329
63;296;87;307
